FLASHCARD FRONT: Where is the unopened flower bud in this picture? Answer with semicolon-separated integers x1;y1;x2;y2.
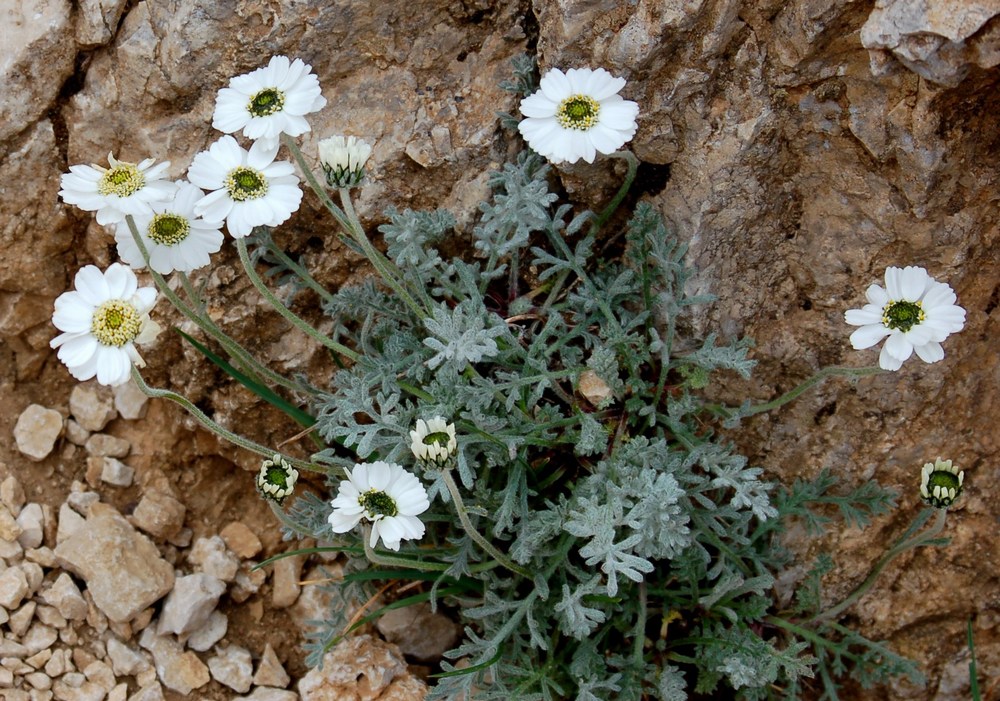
256;453;299;505
919;458;964;509
318;135;372;188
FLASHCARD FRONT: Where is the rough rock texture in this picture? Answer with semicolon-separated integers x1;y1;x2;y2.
0;1;997;699
298;635;427;701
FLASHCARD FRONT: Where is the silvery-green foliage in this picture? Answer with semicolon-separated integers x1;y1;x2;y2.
271;141;917;699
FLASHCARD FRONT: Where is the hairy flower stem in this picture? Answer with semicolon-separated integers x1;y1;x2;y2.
810;507;948;624
235;238;360;363
130;367;319;472
361;527;449;571
125;216;297;391
440;468;532;578
732;366;885;418
591;150;639;233
262;237;336;305
280;135;428;318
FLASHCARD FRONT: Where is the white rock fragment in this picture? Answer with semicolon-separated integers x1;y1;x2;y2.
0;475;26;515
16;503;44;549
113;380;149;420
65;419;91;446
56;504;86;545
157;573;225;636
24;671;51;690
9;600;37;636
35;604;67;629
0;637;30;657
271;554;305;609
52;678;106;701
238;688;299;701
128;681;165;701
107;637;151;677
188;536;239;582
99;458;134;488
83;434;130;458
0;565;29;608
207;645;253;693
231;562;267;603
45;649;71;677
13;404;64;461
220;521;262;559
41;573;89;621
83;660;117;693
129;491;186;540
69;385;117;432
23;622;58;656
138;627;210;695
22;561;44;594
253;643;290;689
54;504;175;623
185;610;228;652
0;503;23;542
0;667;16;687
108;682;128;701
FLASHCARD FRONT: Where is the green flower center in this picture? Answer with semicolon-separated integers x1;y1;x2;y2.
881;300;925;332
927;470;961;493
91;300;142;347
225;166;268;202
557;94;601;131
359;489;398;519
247;88;285;117
423;431;451;447
98;163;145;198
147;213;190;246
264;465;290;489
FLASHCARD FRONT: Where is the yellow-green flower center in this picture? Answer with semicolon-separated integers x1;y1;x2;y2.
423;431;451;447
557;94;601;131
147;213;190;246
882;300;925;333
225;166;268;202
248;88;285;117
98;163;145;198
264;464;290;489
926;470;961;493
359;489;398;518
91;300;142;347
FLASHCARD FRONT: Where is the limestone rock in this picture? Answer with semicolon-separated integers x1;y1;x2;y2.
106;637;151;677
861;0;1000;86
156;573;225;636
187;535;239;582
0;566;30;609
271;553;305;609
207;645;253;693
98;458;135;488
298;634;427;700
252;643;290;689
69;386;117;433
15;503;45;549
220;521;262;559
84;434;130;458
185;610;227;652
1;475;26;515
76;0;130;47
113;381;149;420
56;503;87;544
129;491;186;540
40;573;89;621
376;602;461;662
138;627;210;695
54;503;174;622
13;404;63;461
238;689;298;701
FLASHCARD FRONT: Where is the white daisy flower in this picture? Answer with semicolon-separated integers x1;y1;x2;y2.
50;263;160;387
59;153;174;225
328;461;430;551
317;135;372;189
212;55;327;151
518;67;639;165
409;417;457;466
256;453;299;506
114;181;225;275
187;136;302;238
844;266;966;371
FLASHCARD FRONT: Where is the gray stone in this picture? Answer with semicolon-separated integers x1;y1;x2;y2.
9;600;37;636
84;434;130;458
75;0;129;47
13;404;64;461
106;637;150;677
156;573;225;636
51;679;106;701
271;554;305;609
0;566;30;609
64;420;90;446
187;536;239;582
82;660;116;693
298;635;426;700
231;562;267;604
252;643;290;689
69;385;117;432
99;458;134;488
16;503;45;549
0;475;26;516
40;573;89;621
113;381;149;420
23;623;58;655
0;504;23;542
207;645;253;693
54;503;174;623
137;627;210;695
127;682;164;701
56;504;86;545
220;521;262;559
184;610;227;652
129;491;185;540
237;689;299;701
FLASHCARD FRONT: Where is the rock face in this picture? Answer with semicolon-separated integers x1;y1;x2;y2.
0;1;997;700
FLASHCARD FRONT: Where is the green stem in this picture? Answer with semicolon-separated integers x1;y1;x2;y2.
124;216;302;392
264;239;336;305
280;134;354;233
734;366;885;418
590;150;639;233
235;238;360;363
130;368;320;472
440;468;532;578
810;508;947;624
361;527;450;571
